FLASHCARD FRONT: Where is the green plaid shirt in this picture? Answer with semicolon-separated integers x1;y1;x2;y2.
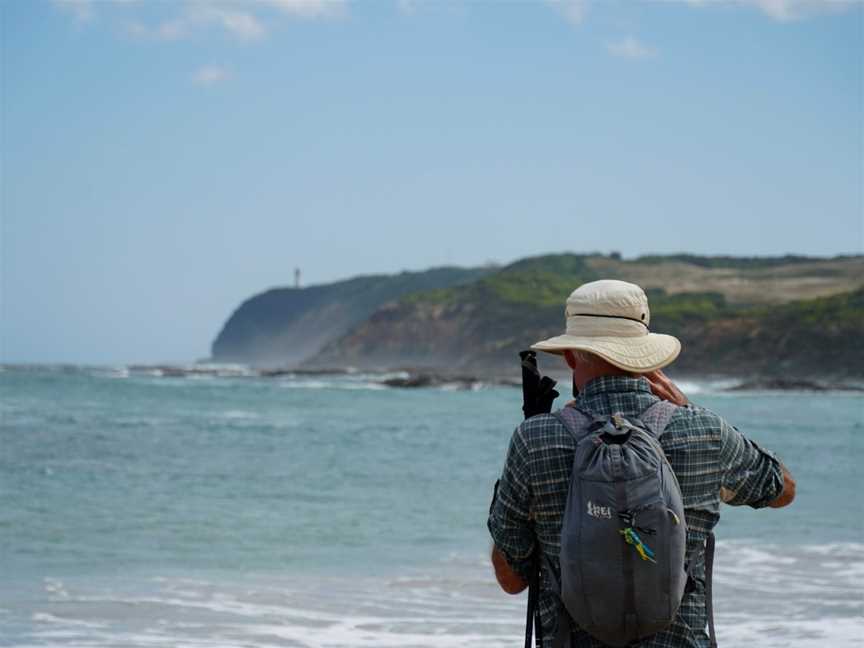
488;376;785;648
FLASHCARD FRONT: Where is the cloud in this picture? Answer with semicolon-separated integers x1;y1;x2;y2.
546;0;590;26
124;1;345;42
206;8;267;39
193;64;233;85
684;0;858;22
130;6;267;41
52;0;94;22
396;0;419;16
265;0;348;19
145;17;190;41
606;37;658;59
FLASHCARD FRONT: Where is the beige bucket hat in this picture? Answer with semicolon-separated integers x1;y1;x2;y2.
531;279;681;373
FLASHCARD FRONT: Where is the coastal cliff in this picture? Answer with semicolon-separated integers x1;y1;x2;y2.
212;253;864;379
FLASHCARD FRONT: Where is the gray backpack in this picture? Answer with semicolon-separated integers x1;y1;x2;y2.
544;401;699;647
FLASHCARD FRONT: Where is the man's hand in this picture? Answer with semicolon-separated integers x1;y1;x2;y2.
644;369;689;406
768;464;796;508
491;546;528;594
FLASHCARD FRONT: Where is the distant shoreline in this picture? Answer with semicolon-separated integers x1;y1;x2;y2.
3;363;862;393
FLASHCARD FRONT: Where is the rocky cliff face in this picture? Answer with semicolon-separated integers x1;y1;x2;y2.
210;266;489;367
310;295;526;370
665;289;864;377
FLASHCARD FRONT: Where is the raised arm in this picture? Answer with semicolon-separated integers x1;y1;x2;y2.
718;419;792;509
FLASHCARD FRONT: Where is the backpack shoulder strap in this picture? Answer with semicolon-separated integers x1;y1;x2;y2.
542;553;574;648
636;400;678;439
551;406;594;442
642;400;717;646
705;531;718;648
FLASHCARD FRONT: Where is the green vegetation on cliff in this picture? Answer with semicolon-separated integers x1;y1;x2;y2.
760;287;864;327
634;253;825;269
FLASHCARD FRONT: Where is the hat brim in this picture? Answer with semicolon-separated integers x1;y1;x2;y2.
531;333;681;373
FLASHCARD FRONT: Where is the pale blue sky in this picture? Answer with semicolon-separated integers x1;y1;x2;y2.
1;0;862;365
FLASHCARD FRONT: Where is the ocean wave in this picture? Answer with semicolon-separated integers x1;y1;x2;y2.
438;381;488;392
10;541;861;648
31;613;107;629
110;416;164;428
43;578;70;599
346;371;411;382
718;616;863;648
278;380;388;391
219;410;261;420
674;379;741;395
92;367;130;379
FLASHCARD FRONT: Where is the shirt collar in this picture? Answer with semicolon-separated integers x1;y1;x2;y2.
577;375;653;401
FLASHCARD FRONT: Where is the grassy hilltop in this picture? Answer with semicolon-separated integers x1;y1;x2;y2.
212;253;864;380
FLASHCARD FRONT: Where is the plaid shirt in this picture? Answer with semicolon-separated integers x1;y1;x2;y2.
488;376;785;648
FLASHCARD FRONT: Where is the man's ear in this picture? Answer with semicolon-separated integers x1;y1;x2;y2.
563;349;576;370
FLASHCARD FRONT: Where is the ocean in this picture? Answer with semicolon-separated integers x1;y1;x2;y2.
1;365;861;647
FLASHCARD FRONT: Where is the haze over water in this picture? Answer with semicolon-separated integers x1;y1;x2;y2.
2;365;861;647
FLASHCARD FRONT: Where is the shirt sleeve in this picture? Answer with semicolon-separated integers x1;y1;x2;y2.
718;419;785;509
487;424;535;581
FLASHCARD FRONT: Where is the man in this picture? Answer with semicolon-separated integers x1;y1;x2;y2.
487;279;795;647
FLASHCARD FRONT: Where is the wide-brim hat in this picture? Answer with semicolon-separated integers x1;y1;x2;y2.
531;279;681;373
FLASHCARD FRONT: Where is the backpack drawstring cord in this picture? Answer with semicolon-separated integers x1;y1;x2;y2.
620;527;657;563
618;509;657;563
618;509;657;536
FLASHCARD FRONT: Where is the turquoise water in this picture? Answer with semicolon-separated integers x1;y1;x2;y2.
1;366;862;647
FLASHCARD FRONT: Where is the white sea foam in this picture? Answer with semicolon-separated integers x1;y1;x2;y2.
674;379;741;395
344;371;410;382
8;542;861;648
31;613;106;629
717;616;864;648
43;578;69;599
220;410;260;420
192;363;257;377
278;379;388;391
439;381;487;391
99;367;130;379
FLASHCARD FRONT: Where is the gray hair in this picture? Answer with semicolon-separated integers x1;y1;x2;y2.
568;349;597;364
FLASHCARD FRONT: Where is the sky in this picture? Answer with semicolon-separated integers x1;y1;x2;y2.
1;0;862;365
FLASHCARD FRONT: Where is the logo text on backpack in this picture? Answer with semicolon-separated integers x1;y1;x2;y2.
587;500;613;519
